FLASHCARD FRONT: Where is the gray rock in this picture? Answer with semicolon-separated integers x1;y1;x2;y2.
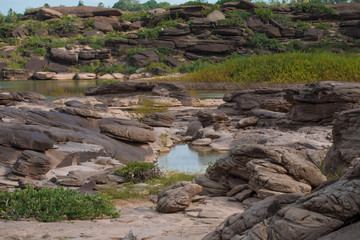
237;116;259;128
186;121;203;137
24;58;48;72
156;181;202;213
50;48;78;64
131;50;159;67
197;110;229;127
142;112;175;128
1;69;33;80
57;106;103;119
12;150;51;179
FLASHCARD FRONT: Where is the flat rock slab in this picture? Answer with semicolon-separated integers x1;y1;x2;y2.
0;197;244;240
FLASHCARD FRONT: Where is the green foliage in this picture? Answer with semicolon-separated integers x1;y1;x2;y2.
292;2;337;15
177;58;214;73
48;16;81;36
184;52;360;84
0;186;119;222
119;11;148;22
220;9;251;27
83;18;95;29
254;7;273;23
272;14;294;27
245;33;284;51
127;46;147;58
154;46;174;61
181;1;221;11
0;22;19;38
98;64;124;74
315;20;331;30
138;28;159;40
113;0;166;11
100;171;196;199
145;62;171;74
115;162;159;182
286;40;305;52
296;20;311;31
48;39;68;48
33;47;47;56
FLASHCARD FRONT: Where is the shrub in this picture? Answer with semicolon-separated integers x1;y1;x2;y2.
254;7;273;23
33;47;47;56
296;20;311;31
98;64;124;74
145;62;171;74
220;9;251;27
48;39;68;48
115;162;161;182
127;46;147;58
0;186;119;222
23;20;48;35
177;58;214;73
272;14;294;27
138;28;159;40
119;11;148;22
292;2;336;15
315;20;331;30
48;16;81;36
132;95;170;120
100;171;195;199
184;52;360;84
286;40;305;51
245;33;284;51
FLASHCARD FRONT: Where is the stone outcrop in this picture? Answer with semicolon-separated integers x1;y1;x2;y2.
203;164;360;240
156;181;203;213
324;108;360;175
142;112;175;128
12;150;51;180
0;69;33;80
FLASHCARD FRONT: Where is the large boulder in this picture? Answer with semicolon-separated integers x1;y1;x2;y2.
131;50;159;67
11;150;51;180
24;58;48;72
25;7;63;20
170;5;212;20
1;69;33;80
142;112;175;128
285;81;360;124
203;163;360;240
42;6;122;18
324;108;360;175
156;181;202;213
99;120;156;143
50;48;78;64
197;109;229;127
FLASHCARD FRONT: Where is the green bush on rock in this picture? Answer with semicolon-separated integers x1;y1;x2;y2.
0;186;119;222
115;162;161;182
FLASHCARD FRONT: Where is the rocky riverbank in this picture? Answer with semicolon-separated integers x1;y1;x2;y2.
0;80;359;239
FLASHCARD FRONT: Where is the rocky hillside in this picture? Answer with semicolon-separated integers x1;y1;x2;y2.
0;1;360;80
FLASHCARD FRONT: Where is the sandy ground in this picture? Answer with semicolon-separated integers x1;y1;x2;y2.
0;197;244;240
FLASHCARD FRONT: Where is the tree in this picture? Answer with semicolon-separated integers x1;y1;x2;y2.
112;0;144;11
158;2;171;8
78;0;84;6
98;2;105;7
143;0;158;10
43;3;50;7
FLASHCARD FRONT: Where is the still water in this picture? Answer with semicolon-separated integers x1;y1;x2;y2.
157;144;226;174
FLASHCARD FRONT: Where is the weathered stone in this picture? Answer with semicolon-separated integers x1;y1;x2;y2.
47;62;72;73
143;113;175;128
52;72;75;80
170;5;212;20
131;50;159;67
75;72;96;80
12;150;51;179
192;138;212;146
1;69;33;80
237;116;259;128
304;28;324;41
197;109;229;127
24;58;48;72
234;189;253;201
25;7;63;20
207;10;226;22
93;20;113;32
156;181;202;213
221;0;258;10
33;72;56;80
50;48;78;64
83;30;104;37
11;27;29;38
57;106;102;119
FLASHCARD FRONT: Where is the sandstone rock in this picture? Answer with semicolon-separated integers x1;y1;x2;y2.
0;128;53;151
11;27;29;38
285;81;360;124
52;72;75;80
24;58;48;72
156;181;202;213
324;108;360;174
0;91;23;105
83;30;104;37
304;28;324;41
44;6;122;18
237;116;259;128
75;72;96;80
50;48;78;64
170;5;212;20
131;50;159;67
25;7;63;20
221;0;258;10
97;73;115;80
186;121;203;137
234;189;253;201
207;10;226;22
100;121;156;143
197;110;229;127
164;56;181;67
143;112;175;128
12;150;51;179
93;20;113;32
112;73;124;80
33;72;56;80
47;62;72;73
195;175;230;196
57;106;103;119
1;69;33;80
192;138;212;146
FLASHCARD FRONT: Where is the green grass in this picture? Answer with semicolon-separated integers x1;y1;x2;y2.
115;162;159;182
184;52;360;83
132;95;170;120
0;186;119;222
100;171;196;199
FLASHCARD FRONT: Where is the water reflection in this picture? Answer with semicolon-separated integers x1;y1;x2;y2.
0;80;98;98
157;144;225;174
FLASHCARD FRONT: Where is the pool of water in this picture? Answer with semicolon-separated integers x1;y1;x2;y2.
157;144;226;174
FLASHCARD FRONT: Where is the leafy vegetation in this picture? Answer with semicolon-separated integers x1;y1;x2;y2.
113;0;171;11
220;9;251;27
245;33;284;51
115;162;161;182
177;58;214;73
254;7;273;23
132;95;170;120
296;20;311;31
0;186;119;222
48;16;81;36
272;14;295;27
119;11;149;22
292;2;337;15
184;52;360;83
101;171;196;199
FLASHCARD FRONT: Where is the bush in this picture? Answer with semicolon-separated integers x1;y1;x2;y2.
177;58;214;73
254;7;273;23
292;2;336;15
132;95;170;120
48;16;81;36
138;28;159;40
286;40;305;51
184;52;360;83
0;186;119;222
245;33;284;51
23;20;48;35
33;47;47;56
296;20;311;31
119;11;148;22
272;14;294;27
315;20;331;30
145;62;171;74
220;9;251;27
115;162;161;182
